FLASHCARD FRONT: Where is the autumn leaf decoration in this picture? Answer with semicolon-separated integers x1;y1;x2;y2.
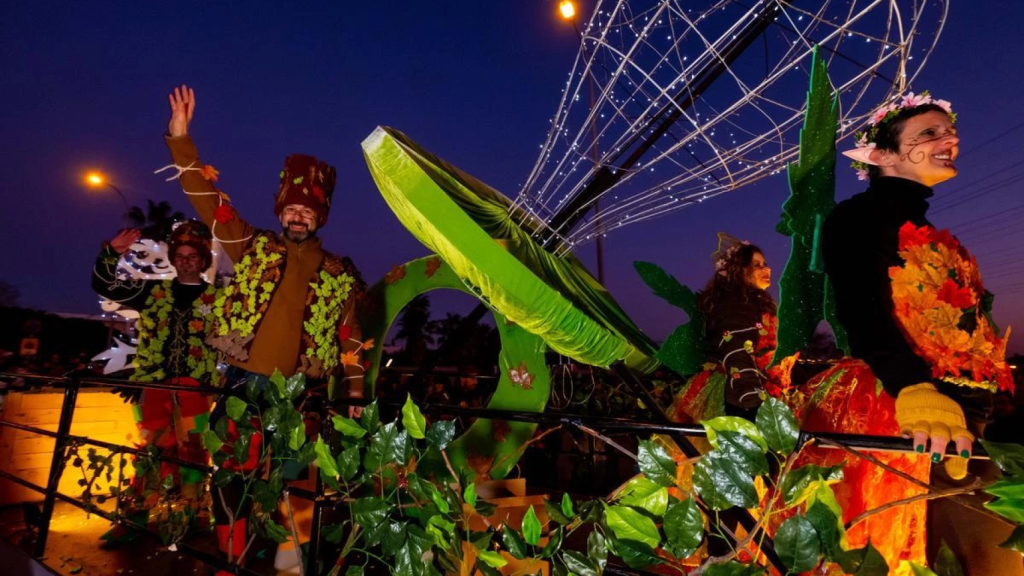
509;361;534;390
889;222;1013;392
200;164;220;182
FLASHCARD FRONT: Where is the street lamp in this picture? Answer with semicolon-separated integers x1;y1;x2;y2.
556;0;605;283
84;171;130;213
559;0;576;20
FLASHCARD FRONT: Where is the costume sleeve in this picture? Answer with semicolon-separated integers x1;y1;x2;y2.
709;298;768;411
822;207;932;398
91;244;151;311
164;134;257;263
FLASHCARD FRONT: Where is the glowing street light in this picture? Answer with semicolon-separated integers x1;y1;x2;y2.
559;0;576;21
84;170;130;212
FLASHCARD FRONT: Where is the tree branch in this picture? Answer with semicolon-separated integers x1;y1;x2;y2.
845;479;985;530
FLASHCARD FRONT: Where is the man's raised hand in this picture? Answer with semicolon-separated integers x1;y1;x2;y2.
168;85;196;138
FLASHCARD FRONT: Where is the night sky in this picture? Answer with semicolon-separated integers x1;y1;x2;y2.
3;2;1024;352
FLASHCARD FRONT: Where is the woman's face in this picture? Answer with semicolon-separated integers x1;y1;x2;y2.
744;251;771;290
876;110;959;186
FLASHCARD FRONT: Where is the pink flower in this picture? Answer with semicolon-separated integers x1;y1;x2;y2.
855;133;868;148
934;99;953;114
901;92;930;109
869;105;890;125
856;168;870;181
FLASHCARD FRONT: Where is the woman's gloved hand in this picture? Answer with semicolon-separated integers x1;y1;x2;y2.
895;383;973;480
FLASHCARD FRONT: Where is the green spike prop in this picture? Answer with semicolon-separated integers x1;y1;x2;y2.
634;261;706;376
774;46;849;361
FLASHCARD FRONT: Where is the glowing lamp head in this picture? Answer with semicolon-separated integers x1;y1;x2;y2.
559;0;576;20
86;172;105;187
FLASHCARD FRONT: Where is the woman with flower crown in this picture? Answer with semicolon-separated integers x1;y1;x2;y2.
798;91;1017;573
667;234;792;424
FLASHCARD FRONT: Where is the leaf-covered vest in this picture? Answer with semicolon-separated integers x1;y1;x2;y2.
208;231;360;378
132;281;223;385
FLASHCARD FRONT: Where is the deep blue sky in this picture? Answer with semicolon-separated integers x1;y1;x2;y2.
3;1;1024;352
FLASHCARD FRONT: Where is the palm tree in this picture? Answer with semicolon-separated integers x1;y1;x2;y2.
126;200;186;238
394;295;436;364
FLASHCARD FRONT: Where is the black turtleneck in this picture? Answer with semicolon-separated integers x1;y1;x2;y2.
823;177;992;425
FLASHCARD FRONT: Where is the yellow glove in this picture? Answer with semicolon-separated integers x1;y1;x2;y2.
894;383;974;480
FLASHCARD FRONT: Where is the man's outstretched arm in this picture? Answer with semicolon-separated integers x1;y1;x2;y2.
164;84;255;263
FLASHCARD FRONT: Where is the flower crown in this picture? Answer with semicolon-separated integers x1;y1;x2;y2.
713;238;750;276
845;91;955;180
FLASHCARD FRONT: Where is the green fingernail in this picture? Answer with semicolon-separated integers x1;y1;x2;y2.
961;450;970;458
916;445;925;453
931;453;942;463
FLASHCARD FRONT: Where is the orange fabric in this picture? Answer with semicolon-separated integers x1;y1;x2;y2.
794;358;930;573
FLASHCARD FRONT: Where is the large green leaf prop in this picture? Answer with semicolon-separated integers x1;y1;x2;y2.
357;255;548;479
361;126;658;373
774;46;849;360
634;261;706;376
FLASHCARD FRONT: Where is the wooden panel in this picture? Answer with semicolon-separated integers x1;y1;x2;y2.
0;390;140;505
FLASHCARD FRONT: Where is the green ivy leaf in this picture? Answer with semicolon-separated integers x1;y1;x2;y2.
605;505;661;548
426;420;456;451
501;527;527;559
225;396;247;421
464;483;478;508
426;515;455;550
394;542;418;576
804;501;843;560
563;550;600;576
540;526;564;558
561;493;575;518
402;394;428;439
836;542;889;576
332;416;367;438
361;400;380;433
781;463;845;507
617;476;669;516
430;487;451;514
288;423;305;451
406;525;434;558
933;541;964;576
984;498;1024;523
365;422;401;470
522;505;542;545
470;530;494;551
663;498;703;559
544;499;571;525
314;436;339;479
323;524;346;544
999;524;1024;553
755;396;800;455
345;566;364;576
776;515;821;573
908;563;939;576
337;446;360;482
477;550;508;568
615;539;664;569
702;416;769;452
201;430;223;453
979;440;1024;478
637;440;677;487
269;370;287;399
693;452;758;510
985;479;1024;499
382;521;407;556
587;530;608;570
715;430;769;477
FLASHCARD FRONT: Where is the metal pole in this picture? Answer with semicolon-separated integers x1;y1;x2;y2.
35;373;81;557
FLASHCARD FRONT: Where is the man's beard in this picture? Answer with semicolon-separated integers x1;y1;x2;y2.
282;221;315;243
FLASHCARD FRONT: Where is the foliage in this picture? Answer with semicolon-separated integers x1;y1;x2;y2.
205;381;1014;575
